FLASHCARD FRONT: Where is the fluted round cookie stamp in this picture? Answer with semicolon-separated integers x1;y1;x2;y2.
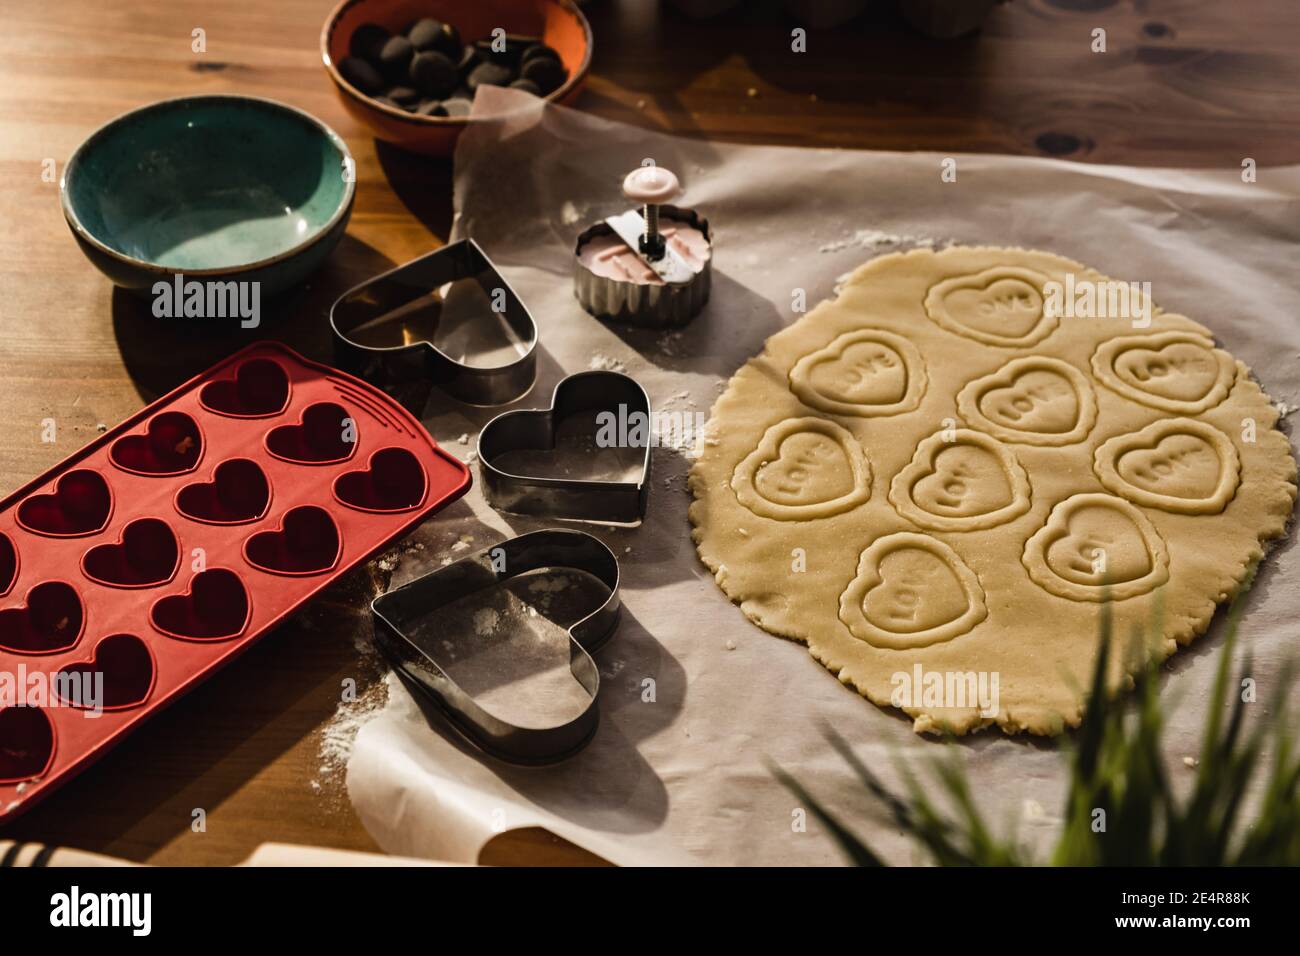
689;245;1296;735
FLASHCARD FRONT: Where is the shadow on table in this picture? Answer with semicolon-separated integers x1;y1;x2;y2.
108;234;397;403
582;0;991;140
396;601;684;837
374;142;455;240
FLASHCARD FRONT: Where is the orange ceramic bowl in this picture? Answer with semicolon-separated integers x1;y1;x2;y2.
321;0;592;156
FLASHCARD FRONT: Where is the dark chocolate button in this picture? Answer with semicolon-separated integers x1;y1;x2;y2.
410;50;458;99
373;95;399;109
349;23;390;61
457;44;481;76
386;85;419;105
520;56;566;94
339;56;384;96
378;35;414;83
473;33;537;66
521;43;561;67
441;97;473;118
416;99;448;117
407;18;444;50
468;60;513;91
509;78;541;96
433;22;461;58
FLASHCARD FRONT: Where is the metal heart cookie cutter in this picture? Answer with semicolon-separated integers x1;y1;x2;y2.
477;370;651;524
329;239;537;405
370;529;620;764
574;165;712;328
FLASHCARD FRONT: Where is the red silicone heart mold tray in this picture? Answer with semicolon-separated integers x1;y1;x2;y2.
0;342;470;822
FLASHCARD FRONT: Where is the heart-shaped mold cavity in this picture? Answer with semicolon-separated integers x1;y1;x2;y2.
175;458;272;524
265;402;356;465
55;634;157;711
198;357;291;418
16;469;112;537
0;581;84;655
333;447;428;513
109;411;203;476
150;568;251;641
0;532;17;597
243;506;341;576
0;706;55;783
81;518;180;588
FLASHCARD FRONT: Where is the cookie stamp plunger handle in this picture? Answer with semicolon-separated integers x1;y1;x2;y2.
623;166;680;261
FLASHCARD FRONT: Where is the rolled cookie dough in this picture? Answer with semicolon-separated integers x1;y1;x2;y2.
688;245;1296;735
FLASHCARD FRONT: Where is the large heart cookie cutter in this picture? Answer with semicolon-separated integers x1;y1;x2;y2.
477;371;652;524
329;239;538;406
370;530;620;764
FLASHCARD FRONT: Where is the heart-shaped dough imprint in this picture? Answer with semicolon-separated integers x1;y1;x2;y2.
1094;418;1240;514
1022;493;1169;602
732;417;871;520
839;532;987;649
1091;331;1235;414
889;428;1031;531
924;267;1056;348
957;356;1097;446
789;329;926;417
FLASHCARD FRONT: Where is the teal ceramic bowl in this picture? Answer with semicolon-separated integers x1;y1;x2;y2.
61;95;355;297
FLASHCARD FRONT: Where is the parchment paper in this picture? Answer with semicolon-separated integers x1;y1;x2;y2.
346;86;1300;866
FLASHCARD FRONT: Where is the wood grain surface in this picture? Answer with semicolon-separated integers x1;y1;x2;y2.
0;0;1295;865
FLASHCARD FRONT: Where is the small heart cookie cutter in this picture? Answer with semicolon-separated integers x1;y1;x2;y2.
370;529;620;764
477;370;652;524
329;239;538;406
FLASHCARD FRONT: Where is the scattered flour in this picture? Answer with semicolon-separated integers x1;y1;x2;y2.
560;200;583;225
473;607;501;636
819;229;943;254
658;330;685;357
589;354;628;373
317;678;388;788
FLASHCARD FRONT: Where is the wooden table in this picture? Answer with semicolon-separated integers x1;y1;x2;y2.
1;0;1296;865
